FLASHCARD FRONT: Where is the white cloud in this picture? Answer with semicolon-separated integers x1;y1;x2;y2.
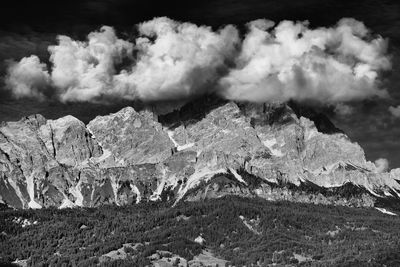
389;105;400;118
375;158;389;173
5;55;50;100
49;26;133;102
219;18;390;104
113;17;239;101
4;17;391;105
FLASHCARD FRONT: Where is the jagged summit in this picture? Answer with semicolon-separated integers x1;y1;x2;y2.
1;98;400;210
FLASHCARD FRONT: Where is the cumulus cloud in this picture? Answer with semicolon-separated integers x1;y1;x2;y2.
3;17;392;105
5;55;51;100
374;158;389;173
113;17;239;101
4;27;133;102
219;18;390;104
388;105;400;118
49;26;133;102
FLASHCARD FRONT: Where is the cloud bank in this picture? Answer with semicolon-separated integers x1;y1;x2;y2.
3;17;391;105
220;19;390;103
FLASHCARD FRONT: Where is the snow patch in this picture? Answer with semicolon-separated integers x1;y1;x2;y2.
167;130;179;147
110;177;120;205
26;173;42;209
376;207;397;216
69;182;84;206
366;186;382;198
149;168;181;202
175;167;227;204
86;126;96;141
229;168;247;185
177;142;194;151
167;129;194;151
131;184;141;204
59;198;75;209
384;191;394;197
150;175;167;201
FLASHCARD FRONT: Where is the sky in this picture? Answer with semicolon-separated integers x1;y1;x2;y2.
0;0;400;167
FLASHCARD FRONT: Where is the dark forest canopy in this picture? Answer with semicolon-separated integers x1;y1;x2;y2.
1;197;400;266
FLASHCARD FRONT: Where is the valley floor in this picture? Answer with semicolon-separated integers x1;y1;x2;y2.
1;197;400;266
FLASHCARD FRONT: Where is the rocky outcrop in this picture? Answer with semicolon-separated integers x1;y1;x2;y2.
39;115;102;166
87;107;174;166
1;97;400;209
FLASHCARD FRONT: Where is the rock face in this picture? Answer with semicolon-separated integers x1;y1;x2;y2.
1;97;400;209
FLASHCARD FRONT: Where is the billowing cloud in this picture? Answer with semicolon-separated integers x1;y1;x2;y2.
219;18;391;104
5;55;51;100
4;27;133;102
374;158;389;173
113;17;239;101
3;17;392;105
389;105;400;118
49;26;133;102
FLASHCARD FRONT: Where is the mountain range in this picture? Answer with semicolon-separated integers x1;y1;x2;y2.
1;96;400;212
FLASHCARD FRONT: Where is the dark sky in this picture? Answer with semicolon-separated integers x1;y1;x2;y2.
1;0;400;167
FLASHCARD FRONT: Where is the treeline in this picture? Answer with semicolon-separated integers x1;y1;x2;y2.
1;197;400;266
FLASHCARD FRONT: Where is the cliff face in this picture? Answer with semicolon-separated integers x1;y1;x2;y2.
1;97;399;209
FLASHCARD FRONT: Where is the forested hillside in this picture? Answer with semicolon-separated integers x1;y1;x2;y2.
1;197;400;266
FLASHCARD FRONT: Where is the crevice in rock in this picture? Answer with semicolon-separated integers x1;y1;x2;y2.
0;131;12;146
0;132;26;175
0;146;12;163
84;131;93;158
49;124;57;158
71;145;77;165
0;145;26;182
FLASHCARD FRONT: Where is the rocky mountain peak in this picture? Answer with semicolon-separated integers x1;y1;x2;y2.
87;106;173;166
1;97;399;209
21;114;47;129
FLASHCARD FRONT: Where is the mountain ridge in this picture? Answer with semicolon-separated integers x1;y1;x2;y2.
1;96;400;210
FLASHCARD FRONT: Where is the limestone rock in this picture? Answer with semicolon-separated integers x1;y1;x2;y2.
1;97;400;209
87;107;174;166
39;115;102;166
